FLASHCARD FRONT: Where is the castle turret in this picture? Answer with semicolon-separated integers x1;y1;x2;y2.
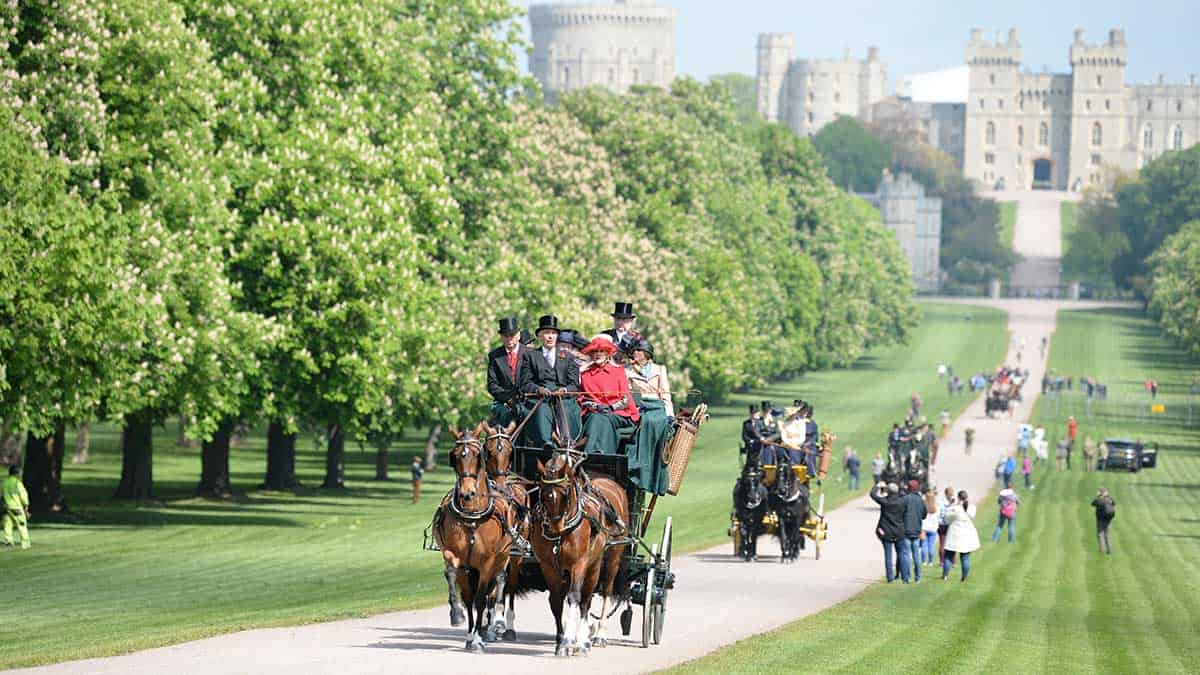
1067;27;1129;188
964;27;1023;189
529;1;678;102
756;33;794;123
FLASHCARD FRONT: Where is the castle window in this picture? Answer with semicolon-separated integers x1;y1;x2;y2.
985;153;995;165
631;67;639;85
1018;125;1024;146
1173;125;1184;150
1092;122;1102;147
608;68;615;85
1105;99;1111;110
1146;99;1153;112
562;66;570;87
1143;125;1154;149
1085;99;1092;111
807;112;814;124
808;91;814;104
1096;75;1103;87
985;121;996;145
1091;153;1101;166
834;92;841;103
998;98;1004;109
979;98;985;110
1038;122;1049;146
1042;98;1048;110
1178;100;1184;113
990;73;996;85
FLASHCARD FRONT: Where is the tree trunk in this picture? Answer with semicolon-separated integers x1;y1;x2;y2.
114;411;154;499
197;418;234;498
261;421;299;490
423;424;442;471
177;415;195;448
71;422;90;464
374;440;390;481
321;423;345;489
23;423;67;513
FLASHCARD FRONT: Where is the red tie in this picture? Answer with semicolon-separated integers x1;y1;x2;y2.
508;350;518;377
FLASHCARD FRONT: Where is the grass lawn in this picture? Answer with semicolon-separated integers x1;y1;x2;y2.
1061;200;1078;257
998;201;1017;250
668;307;1200;675
0;302;1006;669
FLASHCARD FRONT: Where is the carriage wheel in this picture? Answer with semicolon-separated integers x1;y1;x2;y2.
653;516;673;645
813;519;823;561
641;545;657;649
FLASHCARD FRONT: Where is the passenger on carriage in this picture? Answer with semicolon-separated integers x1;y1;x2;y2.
518;314;582;447
602;302;642;362
625;339;673;495
741;405;764;466
579;336;639;455
486;316;529;427
556;329;591;370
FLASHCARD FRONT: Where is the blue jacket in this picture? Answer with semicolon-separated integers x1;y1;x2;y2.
1004;457;1017;474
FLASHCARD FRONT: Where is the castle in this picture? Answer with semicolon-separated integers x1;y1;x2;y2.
528;0;678;103
863;172;943;292
758;28;1200;192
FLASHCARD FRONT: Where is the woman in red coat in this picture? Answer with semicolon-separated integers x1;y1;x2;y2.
580;336;639;455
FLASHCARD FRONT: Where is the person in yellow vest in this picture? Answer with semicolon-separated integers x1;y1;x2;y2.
3;465;31;549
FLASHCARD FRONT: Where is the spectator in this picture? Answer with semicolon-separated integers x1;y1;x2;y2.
871;482;910;583
1055;438;1069;471
1150;380;1159;399
937;486;956;564
910;392;922;419
1002;454;1016;488
964;427;975;455
903;480;927;582
942;490;979;582
844;448;861;490
1083;437;1097;472
2;465;30;549
992;486;1020;543
1091;488;1115;555
1067;416;1078;451
410;456;424;504
1098;441;1110;471
921;489;939;567
871;452;885;485
940;410;950;438
1021;454;1033;489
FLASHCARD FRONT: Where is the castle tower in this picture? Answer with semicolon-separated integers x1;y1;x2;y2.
1067;28;1129;189
756;33;795;123
529;1;678;103
858;46;888;118
964;28;1023;190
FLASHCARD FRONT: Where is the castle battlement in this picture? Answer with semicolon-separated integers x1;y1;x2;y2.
529;3;677;26
966;28;1021;66
1068;28;1128;66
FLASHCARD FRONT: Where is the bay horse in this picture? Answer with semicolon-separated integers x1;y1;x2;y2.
770;453;809;562
482;421;529;642
732;463;769;561
433;423;517;652
531;450;629;656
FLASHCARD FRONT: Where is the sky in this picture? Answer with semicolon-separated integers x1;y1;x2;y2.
512;0;1200;88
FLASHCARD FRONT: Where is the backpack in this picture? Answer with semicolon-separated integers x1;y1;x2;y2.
1001;500;1016;518
1101;497;1115;518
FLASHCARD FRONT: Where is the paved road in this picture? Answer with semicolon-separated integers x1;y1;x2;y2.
18;300;1082;675
984;190;1081;290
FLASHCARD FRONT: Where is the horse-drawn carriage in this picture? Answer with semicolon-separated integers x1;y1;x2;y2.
424;394;707;655
728;431;832;562
882;426;934;493
985;381;1022;418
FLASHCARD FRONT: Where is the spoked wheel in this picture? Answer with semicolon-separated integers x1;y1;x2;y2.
641;544;657;648
813;518;824;561
653;516;673;645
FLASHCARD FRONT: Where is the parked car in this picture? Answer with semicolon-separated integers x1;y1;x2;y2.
1099;439;1157;472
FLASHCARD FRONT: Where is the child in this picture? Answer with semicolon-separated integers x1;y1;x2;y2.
1022;455;1034;489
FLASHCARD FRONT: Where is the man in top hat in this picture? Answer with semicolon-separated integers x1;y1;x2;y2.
518;314;582;447
741;405;763;464
798;401;821;479
487;317;528;427
602;302;642;358
758;403;784;465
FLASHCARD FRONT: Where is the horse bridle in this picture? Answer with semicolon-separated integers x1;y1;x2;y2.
538;469;584;543
450;437;495;520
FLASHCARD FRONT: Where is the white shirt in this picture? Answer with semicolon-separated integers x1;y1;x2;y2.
542;347;556;369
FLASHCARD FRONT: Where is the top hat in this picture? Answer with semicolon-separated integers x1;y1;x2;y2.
497;316;519;335
611;302;635;319
749;404;759;414
536;315;560;333
760;400;772;413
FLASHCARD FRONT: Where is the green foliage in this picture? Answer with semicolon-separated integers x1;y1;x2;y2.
998;201;1016;250
1149;221;1200;356
1062;189;1130;289
811;116;892;193
707;73;758;126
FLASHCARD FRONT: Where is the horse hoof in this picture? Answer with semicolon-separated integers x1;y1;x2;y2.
555;645;568;657
593;637;608;648
502;629;517;641
450;610;466;627
465;639;484;653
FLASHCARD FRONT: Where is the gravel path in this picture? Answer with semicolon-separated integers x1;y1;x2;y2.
19;299;1104;675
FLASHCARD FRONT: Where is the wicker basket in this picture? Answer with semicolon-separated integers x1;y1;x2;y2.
663;403;706;496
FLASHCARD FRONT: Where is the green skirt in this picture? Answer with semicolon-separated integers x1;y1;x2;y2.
583;412;633;455
630;399;673;495
527;398;582;448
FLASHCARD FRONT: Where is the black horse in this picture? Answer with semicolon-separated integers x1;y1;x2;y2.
769;454;809;563
732;464;769;561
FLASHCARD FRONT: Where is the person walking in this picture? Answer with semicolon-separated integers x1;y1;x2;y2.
1066;416;1079;469
410;456;424;504
964;427;975;456
942;490;979;581
910;392;922;419
940;410;950;439
1021;455;1034;489
992;486;1020;543
871;482;909;583
1055;438;1069;471
902;480;927;582
937;486;955;564
921;489;939;567
871;452;885;486
844;448;861;491
1002;454;1016;488
2;465;30;549
1083;437;1097;472
1091;488;1116;554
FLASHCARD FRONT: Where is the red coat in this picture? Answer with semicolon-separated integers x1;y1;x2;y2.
581;363;640;423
